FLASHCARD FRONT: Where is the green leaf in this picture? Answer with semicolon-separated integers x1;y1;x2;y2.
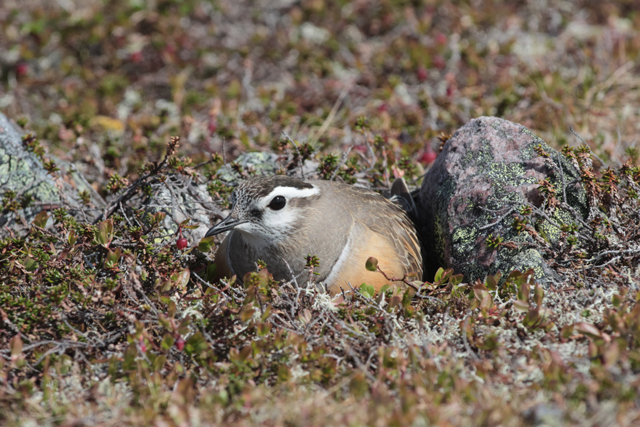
517;281;530;303
404;306;415;317
277;365;291;382
560;324;574;340
198;236;216;253
239;346;252;361
523;308;540;328
261;306;272;322
185;332;208;356
122;344;136;371
151;212;166;225
256;323;272;337
513;300;530;312
360;283;375;298
612;294;622;308
167;301;177;318
160;279;172;292
402;288;413;307
161;334;175;350
96;219;114;247
506;270;532;288
365;256;378;272
434;267;444;283
477;333;499;351
105;248;121;268
23;257;38;272
485;274;498;291
206;263;218;282
68;229;77;246
449;274;464;286
179;218;200;229
158;315;171;330
534;283;544;307
171;268;190;289
349;372;368;397
152;354;166;372
33;210;49;228
239;305;255;322
376;284;393;304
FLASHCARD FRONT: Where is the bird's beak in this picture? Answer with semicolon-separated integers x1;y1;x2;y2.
205;214;248;237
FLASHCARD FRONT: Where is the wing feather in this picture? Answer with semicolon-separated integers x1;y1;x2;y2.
351;190;423;280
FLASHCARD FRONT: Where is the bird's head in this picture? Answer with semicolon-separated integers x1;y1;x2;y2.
205;176;320;248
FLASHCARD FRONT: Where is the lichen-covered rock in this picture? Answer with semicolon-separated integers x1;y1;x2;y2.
416;116;587;284
0;112;104;229
216;152;319;185
141;176;222;243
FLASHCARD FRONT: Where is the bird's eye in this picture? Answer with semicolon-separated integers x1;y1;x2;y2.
268;195;286;211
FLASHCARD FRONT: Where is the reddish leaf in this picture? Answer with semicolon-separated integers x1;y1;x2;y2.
576;322;601;339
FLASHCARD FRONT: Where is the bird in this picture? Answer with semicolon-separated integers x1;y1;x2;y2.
204;175;422;295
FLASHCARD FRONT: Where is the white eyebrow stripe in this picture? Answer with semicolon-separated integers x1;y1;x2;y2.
257;185;320;208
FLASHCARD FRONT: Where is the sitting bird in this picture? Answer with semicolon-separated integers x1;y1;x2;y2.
205;175;422;294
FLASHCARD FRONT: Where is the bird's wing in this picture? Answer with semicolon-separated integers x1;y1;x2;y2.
390;177;417;215
353;194;423;280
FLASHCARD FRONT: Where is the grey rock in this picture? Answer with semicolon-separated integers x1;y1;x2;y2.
140;176;221;244
0;112;104;230
416;116;587;284
216;152;318;185
216;152;282;185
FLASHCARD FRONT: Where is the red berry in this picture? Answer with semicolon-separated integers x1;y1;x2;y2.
129;51;143;63
433;55;446;71
435;33;447;45
139;336;147;353
417;65;428;82
15;62;28;77
164;44;176;55
446;84;454;98
420;150;437;165
175;337;185;351
176;237;188;250
207;117;217;135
